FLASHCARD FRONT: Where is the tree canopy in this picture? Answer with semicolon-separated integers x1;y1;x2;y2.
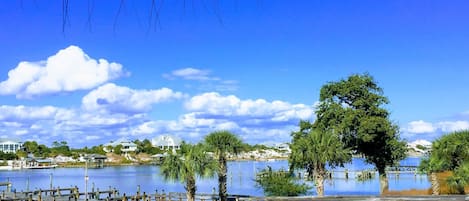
313;73;407;193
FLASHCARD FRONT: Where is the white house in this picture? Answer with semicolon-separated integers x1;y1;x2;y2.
151;135;182;151
0;138;22;153
103;138;138;153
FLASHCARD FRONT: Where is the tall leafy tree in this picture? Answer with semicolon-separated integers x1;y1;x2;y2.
204;131;243;201
289;121;351;196
314;73;407;193
160;143;217;201
419;130;469;194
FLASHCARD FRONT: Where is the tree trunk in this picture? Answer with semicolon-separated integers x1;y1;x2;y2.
218;156;228;201
185;176;196;201
378;169;388;194
314;168;325;197
430;172;440;195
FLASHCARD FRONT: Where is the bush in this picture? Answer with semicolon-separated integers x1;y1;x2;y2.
255;166;309;196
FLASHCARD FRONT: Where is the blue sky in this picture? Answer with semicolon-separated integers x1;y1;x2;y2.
1;0;469;147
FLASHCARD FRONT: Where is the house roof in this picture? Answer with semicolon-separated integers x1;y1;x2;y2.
104;138;137;147
85;154;107;160
151;135;182;147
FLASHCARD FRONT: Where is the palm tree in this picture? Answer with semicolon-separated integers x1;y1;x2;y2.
289;121;351;197
204;131;243;201
160;143;217;201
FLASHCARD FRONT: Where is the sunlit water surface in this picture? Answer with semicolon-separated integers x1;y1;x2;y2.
0;157;429;196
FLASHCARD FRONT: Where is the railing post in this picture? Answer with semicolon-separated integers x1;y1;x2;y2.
38;189;42;201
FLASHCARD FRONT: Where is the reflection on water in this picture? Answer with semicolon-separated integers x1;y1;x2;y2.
0;157;429;196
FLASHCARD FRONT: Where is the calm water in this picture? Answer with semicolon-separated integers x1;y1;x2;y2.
0;157;429;196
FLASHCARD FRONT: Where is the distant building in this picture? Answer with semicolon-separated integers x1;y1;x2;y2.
151;135;182;151
0;138;22;153
103;138;138;153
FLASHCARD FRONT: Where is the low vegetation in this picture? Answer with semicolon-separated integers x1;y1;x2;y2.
255;166;309;196
419;130;469;194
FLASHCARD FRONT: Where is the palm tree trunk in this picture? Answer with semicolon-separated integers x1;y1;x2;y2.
430;172;440;195
314;167;325;197
186;176;196;201
378;170;389;194
219;156;228;201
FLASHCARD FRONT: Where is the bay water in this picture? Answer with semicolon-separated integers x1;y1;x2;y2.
0;157;430;196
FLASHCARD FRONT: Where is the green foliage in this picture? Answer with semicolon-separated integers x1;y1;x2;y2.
205;131;243;157
205;130;243;201
416;144;427;150
255;166;309;196
23;141;51;157
114;144;123;155
15;150;28;158
160;143;217;201
446;162;469;194
419;130;469;173
134;139;162;155
50;141;72;157
314;73;407;174
289;121;351;196
0;151;17;160
290;121;352;172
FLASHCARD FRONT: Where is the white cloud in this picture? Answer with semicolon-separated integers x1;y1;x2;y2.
82;83;186;114
85;135;101;140
15;130;29;136
436;121;469;132
163;67;218;81
185;92;315;122
406;120;436;133
0;45;126;98
163;68;238;92
0;105;63;121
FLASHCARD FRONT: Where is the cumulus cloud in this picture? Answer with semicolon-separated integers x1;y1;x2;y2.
0;105;64;122
0;45;126;98
82;83;186;114
185;92;315;122
436;121;469;132
406;120;436;133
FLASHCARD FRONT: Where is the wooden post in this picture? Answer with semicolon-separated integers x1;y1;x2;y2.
96;188;100;200
28;193;33;201
123;193;127;201
345;169;349;180
74;187;79;201
38;189;42;201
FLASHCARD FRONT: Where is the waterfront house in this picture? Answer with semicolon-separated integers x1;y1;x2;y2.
0;138;22;153
151;135;182;151
103;138;138;153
